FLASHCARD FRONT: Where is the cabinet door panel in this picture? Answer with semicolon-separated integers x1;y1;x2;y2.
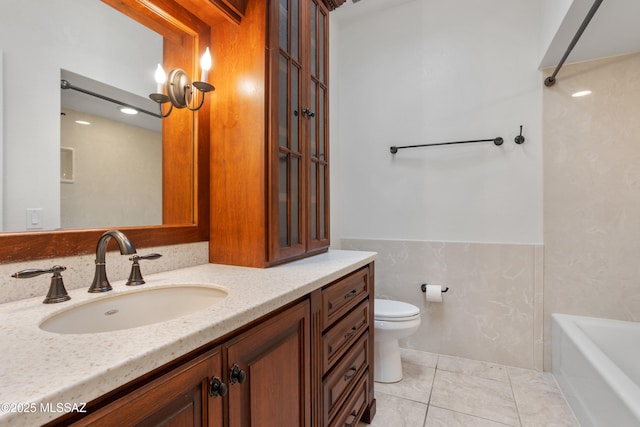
226;301;310;427
272;0;306;261
70;348;223;427
307;0;329;251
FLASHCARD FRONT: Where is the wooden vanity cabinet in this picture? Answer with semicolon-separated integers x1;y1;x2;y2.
52;299;310;427
48;264;375;427
311;264;376;426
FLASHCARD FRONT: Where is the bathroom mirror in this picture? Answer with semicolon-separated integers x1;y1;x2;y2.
0;0;211;261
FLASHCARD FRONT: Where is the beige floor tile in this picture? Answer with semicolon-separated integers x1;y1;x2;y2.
400;348;439;368
361;350;578;427
507;367;579;427
437;355;509;382
430;370;519;426
358;392;427;427
425;406;515;427
374;362;435;403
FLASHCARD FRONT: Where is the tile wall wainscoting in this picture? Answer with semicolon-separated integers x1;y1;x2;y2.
341;239;543;370
0;242;209;304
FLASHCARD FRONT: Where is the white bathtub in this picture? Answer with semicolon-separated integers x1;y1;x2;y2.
552;314;640;427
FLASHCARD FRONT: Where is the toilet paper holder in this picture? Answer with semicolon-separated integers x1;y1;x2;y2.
420;283;449;293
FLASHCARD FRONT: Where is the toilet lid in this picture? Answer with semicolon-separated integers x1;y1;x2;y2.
374;299;420;319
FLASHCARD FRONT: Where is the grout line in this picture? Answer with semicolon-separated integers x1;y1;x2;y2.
506;368;525;427
422;354;439;426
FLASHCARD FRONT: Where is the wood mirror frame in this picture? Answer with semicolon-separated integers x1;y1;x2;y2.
0;0;211;263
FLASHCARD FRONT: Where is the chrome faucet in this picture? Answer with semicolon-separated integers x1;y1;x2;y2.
88;230;137;293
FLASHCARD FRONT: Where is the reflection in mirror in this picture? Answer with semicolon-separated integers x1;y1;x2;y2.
60;70;162;229
0;0;210;263
0;0;194;233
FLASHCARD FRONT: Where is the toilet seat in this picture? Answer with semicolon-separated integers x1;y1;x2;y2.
374;299;420;321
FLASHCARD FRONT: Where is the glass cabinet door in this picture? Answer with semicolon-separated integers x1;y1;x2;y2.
274;0;305;258
308;0;329;249
270;0;329;263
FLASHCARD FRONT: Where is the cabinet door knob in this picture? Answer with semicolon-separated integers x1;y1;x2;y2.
230;363;247;385
302;108;315;118
209;377;228;398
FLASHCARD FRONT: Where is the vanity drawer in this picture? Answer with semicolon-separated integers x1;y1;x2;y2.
323;299;369;373
322;266;369;330
323;332;369;422
328;371;368;427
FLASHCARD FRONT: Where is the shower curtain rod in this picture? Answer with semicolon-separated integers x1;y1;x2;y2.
390;137;504;154
60;79;162;119
544;0;604;87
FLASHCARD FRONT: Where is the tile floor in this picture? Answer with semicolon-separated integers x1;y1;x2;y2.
359;349;580;427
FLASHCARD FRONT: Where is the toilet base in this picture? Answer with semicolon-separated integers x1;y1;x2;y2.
374;338;403;383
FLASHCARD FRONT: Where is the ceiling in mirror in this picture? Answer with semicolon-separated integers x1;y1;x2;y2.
61;69;162;133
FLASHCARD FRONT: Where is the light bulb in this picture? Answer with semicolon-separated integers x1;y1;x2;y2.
200;47;212;82
154;64;166;93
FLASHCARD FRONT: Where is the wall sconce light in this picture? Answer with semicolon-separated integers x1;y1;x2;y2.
149;47;215;118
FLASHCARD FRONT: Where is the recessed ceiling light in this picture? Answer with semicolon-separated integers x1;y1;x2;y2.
119;107;139;115
572;90;592;97
75;120;91;125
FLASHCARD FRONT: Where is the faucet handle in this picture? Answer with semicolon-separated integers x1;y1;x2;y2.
12;265;71;304
126;253;162;286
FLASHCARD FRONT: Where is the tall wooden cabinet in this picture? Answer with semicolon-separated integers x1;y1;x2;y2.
269;0;330;262
209;0;332;267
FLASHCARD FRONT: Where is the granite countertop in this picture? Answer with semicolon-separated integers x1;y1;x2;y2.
0;249;376;426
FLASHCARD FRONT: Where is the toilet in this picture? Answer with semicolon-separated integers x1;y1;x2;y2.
373;299;421;383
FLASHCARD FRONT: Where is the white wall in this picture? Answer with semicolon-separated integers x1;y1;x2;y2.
0;0;161;231
331;0;543;245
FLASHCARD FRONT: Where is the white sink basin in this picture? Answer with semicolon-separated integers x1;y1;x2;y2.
40;285;228;334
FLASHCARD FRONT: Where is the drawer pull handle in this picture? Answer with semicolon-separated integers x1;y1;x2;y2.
344;290;357;299
344;326;358;339
345;410;357;427
344;367;357;381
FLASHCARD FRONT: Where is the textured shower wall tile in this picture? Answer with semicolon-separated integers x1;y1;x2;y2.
533;245;544;371
342;238;539;369
543;52;640;369
0;242;209;304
